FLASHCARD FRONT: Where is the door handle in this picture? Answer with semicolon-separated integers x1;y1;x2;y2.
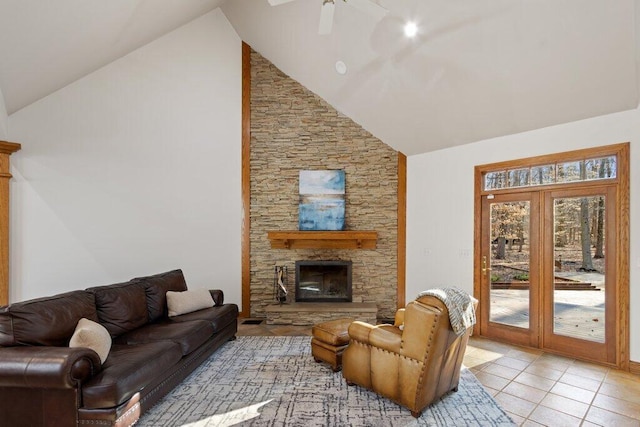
482;256;492;274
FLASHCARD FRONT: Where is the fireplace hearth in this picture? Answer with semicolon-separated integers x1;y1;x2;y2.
295;260;352;302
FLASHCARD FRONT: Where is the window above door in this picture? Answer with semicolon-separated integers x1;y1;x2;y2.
484;155;617;191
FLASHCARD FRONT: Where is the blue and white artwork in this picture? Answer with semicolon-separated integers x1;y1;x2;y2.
299;170;345;231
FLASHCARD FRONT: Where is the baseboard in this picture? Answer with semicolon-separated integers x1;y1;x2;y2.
629;361;640;375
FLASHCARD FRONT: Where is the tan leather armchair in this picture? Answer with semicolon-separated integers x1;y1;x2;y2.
342;294;474;417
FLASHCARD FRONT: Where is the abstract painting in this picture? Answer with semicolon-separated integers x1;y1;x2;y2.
299;170;345;231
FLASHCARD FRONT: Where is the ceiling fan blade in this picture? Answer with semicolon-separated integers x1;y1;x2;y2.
344;0;388;21
318;1;335;35
267;0;297;6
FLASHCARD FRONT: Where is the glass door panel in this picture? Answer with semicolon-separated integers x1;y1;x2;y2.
552;196;606;343
543;185;616;364
480;192;539;347
489;201;531;329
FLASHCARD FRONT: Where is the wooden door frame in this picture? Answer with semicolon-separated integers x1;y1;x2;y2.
473;143;630;370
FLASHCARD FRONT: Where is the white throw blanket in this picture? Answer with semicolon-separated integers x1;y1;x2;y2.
417;287;477;336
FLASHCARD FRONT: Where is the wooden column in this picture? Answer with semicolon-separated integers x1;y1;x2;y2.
241;42;251;317
0;141;21;306
397;152;407;309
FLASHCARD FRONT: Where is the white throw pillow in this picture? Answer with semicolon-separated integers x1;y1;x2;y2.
166;289;215;317
69;318;112;363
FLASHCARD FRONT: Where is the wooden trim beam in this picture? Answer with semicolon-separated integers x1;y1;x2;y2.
0;141;21;306
473;164;482;337
617;143;630;370
240;42;251;318
397;152;407;309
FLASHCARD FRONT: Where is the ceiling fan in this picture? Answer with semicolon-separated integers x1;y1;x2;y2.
267;0;388;35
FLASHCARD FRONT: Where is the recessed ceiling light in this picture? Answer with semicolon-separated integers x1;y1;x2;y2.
335;60;347;75
404;21;418;38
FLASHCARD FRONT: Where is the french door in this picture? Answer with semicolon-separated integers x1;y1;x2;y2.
542;186;617;363
479;192;540;348
474;144;629;367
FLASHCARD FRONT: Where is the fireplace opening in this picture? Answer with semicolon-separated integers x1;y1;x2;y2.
295;260;352;302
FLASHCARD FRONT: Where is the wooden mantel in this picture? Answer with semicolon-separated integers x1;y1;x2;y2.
267;231;377;250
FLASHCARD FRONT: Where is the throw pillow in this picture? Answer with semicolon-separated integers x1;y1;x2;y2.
69;318;112;363
166;289;215;317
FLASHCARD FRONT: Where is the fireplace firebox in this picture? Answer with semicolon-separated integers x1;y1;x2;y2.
295;260;352;302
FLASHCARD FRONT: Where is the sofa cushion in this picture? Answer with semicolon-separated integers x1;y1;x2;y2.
0;290;97;347
114;320;214;356
170;304;239;334
167;289;215;317
69;318;112;363
82;341;182;409
136;269;188;322
87;280;148;337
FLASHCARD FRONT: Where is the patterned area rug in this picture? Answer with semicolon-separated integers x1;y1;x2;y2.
138;336;515;426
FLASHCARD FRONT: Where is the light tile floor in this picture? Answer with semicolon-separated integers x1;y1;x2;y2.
237;320;640;427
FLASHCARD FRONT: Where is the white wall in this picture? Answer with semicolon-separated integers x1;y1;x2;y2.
7;9;243;308
407;107;640;361
0;88;7;139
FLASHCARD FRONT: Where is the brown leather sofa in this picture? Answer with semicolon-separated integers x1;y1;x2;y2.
342;294;473;417
0;269;238;426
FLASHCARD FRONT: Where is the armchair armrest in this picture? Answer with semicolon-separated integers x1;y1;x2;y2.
347;321;375;343
394;308;405;327
0;346;101;389
369;325;402;353
348;321;402;354
209;290;224;305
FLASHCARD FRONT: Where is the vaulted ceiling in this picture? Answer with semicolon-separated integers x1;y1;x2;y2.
1;0;639;155
0;0;226;115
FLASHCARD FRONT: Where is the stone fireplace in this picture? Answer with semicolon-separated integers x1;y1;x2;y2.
249;48;400;323
295;260;352;302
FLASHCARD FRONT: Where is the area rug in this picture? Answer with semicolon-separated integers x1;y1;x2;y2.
138;336;515;426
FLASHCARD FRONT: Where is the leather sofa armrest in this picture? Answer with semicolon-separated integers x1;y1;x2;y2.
0;346;101;389
209;290;224;306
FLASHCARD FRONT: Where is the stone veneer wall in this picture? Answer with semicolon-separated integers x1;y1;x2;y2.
250;48;399;320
